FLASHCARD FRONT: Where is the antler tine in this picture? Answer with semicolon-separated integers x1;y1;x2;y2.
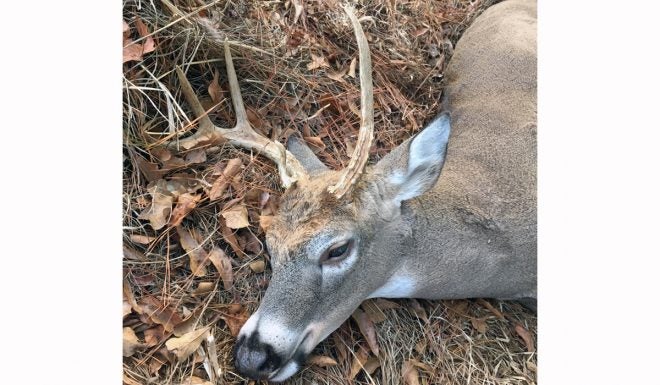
327;5;375;199
170;42;307;188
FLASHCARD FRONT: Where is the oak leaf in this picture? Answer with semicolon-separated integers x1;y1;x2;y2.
402;360;420;385
307;355;338;367
352;308;379;355
176;226;209;277
222;204;250;229
208;248;233;291
123;327;143;357
165;326;211;360
138;182;174;230
169;193;201;227
515;323;535;352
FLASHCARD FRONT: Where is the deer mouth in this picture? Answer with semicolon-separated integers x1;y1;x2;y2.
268;330;314;382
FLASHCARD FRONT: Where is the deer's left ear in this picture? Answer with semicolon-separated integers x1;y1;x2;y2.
373;113;451;206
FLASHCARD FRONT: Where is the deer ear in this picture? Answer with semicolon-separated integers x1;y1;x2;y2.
287;136;329;175
374;113;451;205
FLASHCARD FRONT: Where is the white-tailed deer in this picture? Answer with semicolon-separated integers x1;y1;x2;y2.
171;0;536;381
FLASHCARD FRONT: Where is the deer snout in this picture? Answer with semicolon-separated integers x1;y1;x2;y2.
234;332;283;380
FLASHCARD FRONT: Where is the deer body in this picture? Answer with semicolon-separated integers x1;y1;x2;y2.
171;0;536;381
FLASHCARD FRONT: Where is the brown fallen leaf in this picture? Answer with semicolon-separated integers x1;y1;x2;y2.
173;307;204;337
181;377;213;385
351;308;379;355
123;300;132;318
176;226;209;277
208;248;233;291
471;317;488;334
348;57;357;78
361;300;387;323
220;219;245;258
259;215;274;232
165;326;211;360
123;327;143;357
515;323;535;352
374;298;400;310
208;69;222;104
222;307;249;337
307;355;338;367
134;18;156;55
402;360;421;385
249;259;265;273
363;356;381;375
138;296;184;333
192;282;215;296
209;158;242;201
169;193;201;227
123;373;142;385
408;299;428;322
144;325;166;347
138;182;174;230
129;234;156;245
476;298;506;320
307;53;330;70
348;345;370;380
222;204;250;229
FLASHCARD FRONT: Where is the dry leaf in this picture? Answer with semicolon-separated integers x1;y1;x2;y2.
402;360;421;385
307;53;330;70
169;193;201;226
144;325;166;347
130;234;155;245
165;326;211;360
123;327;143;357
123;301;132;319
208;248;233;291
138;296;184;332
374;298;400;310
514;323;535;352
209;158;242;201
123;40;146;63
471;317;488;334
259;215;274;232
292;0;304;24
361;300;387;323
208;69;222;104
176;226;209;277
352;308;379;355
138;183;174;230
408;299;428;322
348;57;357;78
477;298;505;320
192;282;215;296
181;377;213;385
222;307;249;337
307;355;338;367
222;204;250;229
249;259;265;273
348;345;370;380
173;307;204;337
184;149;207;165
221;220;245;257
327;68;347;82
134;18;156;55
364;356;381;375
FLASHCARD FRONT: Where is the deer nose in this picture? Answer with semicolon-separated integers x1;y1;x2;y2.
234;332;283;380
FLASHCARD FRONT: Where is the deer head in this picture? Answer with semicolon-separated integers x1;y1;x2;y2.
171;5;451;381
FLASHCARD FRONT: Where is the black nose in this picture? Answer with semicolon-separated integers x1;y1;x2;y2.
234;332;283;380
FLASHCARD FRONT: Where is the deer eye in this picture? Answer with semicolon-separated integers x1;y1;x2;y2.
320;240;353;264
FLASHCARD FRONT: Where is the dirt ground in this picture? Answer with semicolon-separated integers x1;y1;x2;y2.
122;1;537;384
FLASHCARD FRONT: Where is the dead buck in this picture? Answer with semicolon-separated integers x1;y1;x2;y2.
170;0;536;381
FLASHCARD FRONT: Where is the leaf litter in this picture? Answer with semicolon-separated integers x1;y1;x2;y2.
123;0;536;384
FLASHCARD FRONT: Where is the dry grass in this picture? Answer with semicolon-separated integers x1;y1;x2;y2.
122;0;536;384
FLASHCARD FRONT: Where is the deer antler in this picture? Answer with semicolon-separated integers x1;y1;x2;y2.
170;42;308;189
327;5;375;199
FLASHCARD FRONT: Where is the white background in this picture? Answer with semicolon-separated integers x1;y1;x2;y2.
1;0;658;384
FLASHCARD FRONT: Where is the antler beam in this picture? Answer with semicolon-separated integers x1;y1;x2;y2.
170;43;308;189
327;5;375;199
